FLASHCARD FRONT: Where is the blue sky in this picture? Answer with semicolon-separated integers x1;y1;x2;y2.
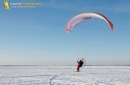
0;0;130;65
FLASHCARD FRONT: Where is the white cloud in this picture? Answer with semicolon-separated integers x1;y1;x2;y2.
115;4;130;12
41;0;130;13
106;3;130;12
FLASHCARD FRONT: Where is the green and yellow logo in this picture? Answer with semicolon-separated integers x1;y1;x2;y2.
4;0;42;10
4;0;10;10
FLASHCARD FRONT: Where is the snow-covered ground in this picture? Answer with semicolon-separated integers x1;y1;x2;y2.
0;66;130;85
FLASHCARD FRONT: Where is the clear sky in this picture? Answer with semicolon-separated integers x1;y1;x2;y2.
0;0;130;65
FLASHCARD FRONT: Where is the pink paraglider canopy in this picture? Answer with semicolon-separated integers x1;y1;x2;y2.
66;12;114;33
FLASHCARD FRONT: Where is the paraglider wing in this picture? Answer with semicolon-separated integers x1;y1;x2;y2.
66;12;114;33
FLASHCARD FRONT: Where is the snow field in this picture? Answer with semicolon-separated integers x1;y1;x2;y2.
0;66;130;85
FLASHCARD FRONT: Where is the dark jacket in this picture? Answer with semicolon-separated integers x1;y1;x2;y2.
77;60;84;67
